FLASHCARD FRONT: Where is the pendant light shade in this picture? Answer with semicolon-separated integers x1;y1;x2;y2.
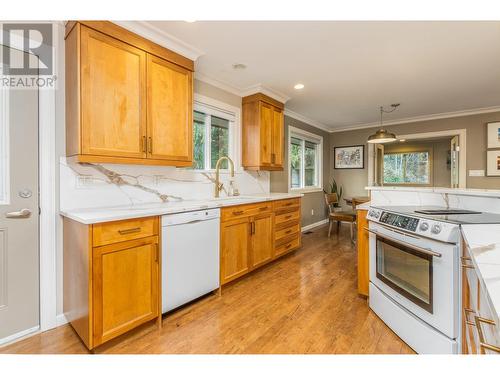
367;104;400;144
367;128;397;144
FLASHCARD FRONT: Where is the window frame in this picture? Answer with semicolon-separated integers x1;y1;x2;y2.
288;126;323;193
192;94;241;173
382;148;433;187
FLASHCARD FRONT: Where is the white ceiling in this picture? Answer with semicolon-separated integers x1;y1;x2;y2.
138;21;500;131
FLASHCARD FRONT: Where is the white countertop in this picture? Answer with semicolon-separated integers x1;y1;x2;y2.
60;193;303;224
461;224;500;323
366;186;500;198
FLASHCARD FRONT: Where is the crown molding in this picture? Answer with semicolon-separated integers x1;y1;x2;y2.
113;21;205;61
194;72;245;97
284;109;332;133
241;84;290;104
330;105;500;133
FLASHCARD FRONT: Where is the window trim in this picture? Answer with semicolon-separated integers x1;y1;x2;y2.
192;94;241;173
382;148;433;187
288;126;323;193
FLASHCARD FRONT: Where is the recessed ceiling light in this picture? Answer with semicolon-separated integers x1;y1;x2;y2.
399;139;406;142
232;63;247;70
184;19;196;23
294;83;304;90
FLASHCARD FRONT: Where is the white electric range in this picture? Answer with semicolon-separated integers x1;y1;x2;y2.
366;206;466;354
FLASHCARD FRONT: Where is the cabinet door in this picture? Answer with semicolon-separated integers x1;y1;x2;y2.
271;106;284;167
221;218;251;285
250;213;274;268
147;55;193;163
93;237;159;346
259;102;273;167
80;26;146;158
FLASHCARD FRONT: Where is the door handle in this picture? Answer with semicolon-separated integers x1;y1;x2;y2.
5;208;32;218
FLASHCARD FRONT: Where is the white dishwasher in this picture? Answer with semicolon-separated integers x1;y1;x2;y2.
161;208;220;313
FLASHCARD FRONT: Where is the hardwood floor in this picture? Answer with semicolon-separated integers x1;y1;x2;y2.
0;224;414;354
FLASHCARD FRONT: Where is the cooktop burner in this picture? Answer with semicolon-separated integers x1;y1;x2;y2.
414;209;481;215
371;205;500;225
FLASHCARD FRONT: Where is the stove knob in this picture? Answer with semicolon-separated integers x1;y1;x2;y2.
431;224;442;234
419;222;429;231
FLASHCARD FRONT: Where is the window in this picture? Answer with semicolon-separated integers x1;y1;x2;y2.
383;151;430;185
192;99;237;170
289;126;323;192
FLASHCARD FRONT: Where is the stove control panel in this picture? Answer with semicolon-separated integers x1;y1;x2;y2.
379;212;419;232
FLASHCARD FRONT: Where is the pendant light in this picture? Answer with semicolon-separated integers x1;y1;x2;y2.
367;104;400;144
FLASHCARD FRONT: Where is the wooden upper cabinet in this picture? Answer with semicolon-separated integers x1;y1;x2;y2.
65;21;194;167
147;55;192;162
242;93;285;171
80;26;146;159
271;106;284;168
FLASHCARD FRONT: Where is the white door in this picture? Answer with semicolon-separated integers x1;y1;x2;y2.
0;46;39;343
450;136;459;188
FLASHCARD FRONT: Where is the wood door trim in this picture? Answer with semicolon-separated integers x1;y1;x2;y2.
67;21;194;71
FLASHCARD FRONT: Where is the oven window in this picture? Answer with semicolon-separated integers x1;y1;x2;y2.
376;237;433;313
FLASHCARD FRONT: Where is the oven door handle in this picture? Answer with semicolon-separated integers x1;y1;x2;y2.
364;227;443;258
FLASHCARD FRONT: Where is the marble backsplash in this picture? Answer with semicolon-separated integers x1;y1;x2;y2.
60;157;270;211
370;189;500;214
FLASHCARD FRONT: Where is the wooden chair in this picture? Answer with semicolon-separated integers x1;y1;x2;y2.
324;193;357;242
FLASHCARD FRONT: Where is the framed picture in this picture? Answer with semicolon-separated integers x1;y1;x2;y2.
487;122;500;149
486;150;500;176
334;145;364;169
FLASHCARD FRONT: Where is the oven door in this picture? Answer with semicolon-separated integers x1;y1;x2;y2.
368;221;459;339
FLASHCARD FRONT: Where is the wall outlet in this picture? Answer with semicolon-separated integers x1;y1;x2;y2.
76;175;94;189
468;169;485;177
311;209;315;216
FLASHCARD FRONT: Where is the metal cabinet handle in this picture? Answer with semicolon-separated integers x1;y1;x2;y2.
233;210;244;216
118;227;141;235
364;227;442;258
5;208;32;218
474;315;500;353
148;137;153;154
142;136;147;153
461;256;475;269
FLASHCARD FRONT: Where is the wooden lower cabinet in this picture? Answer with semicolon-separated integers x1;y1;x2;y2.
356;209;369;296
92;237;159;347
250;213;274;268
64;216;160;350
220;198;301;285
220;217;251;284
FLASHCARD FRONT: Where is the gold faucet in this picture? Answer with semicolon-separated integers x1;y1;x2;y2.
214;156;235;198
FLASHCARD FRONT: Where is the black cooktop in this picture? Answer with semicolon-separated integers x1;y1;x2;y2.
373;205;500;225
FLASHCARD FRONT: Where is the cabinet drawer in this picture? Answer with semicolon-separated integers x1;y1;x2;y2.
93;217;158;247
275;235;300;256
275;210;300;226
275;223;300;241
221;202;272;222
273;198;300;211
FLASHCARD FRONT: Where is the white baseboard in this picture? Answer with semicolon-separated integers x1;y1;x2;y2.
0;325;40;347
56;313;68;327
301;219;328;232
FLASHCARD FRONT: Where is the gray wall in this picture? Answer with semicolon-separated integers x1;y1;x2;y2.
271;116;331;227
330;111;500;203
